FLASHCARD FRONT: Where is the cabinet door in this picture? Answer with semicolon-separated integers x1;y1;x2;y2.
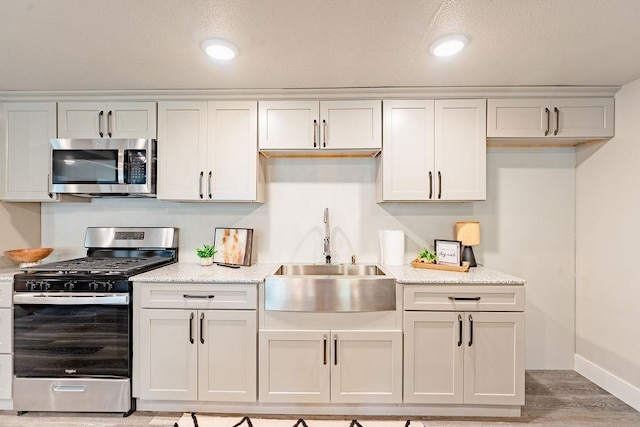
330;330;402;404
0;309;10;354
258;101;319;150
2;102;58;201
57;101;105;138
435;99;486;200
208;101;259;201
320;100;381;149
259;330;330;403
403;311;463;404
380;100;435;201
463;312;525;405
198;310;257;402
552;98;614;138
0;354;11;400
138;309;198;401
106;102;157;139
157;101;208;200
487;98;550;138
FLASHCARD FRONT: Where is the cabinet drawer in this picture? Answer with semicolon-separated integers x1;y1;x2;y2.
0;282;11;308
139;283;257;309
404;285;524;312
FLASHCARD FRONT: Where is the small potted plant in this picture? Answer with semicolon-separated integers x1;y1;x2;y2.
418;247;437;264
196;244;217;266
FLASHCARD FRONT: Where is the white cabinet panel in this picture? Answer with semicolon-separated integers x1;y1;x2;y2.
487;97;614;139
157;101;262;202
259;329;401;404
259;100;381;153
198;310;257;402
157;101;208;200
0;354;11;400
2;102;58;201
379;99;485;201
58;101;156;139
139;309;198;401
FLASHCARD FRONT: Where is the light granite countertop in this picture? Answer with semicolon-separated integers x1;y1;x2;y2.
0;268;19;282
382;264;525;285
129;262;524;286
130;262;280;284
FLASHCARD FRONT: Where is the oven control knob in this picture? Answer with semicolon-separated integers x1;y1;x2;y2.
64;280;76;291
26;280;42;291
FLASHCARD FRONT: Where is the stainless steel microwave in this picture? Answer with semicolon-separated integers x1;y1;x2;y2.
50;138;156;196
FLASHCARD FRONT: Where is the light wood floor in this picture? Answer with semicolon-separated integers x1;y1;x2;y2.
0;371;638;426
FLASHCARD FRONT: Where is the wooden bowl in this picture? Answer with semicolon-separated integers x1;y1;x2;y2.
4;247;54;265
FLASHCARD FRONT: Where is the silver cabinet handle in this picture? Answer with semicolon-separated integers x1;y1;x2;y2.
438;171;442;199
333;334;338;365
322;119;327;148
189;312;194;344
428;171;433;199
208;171;212;199
458;314;463;347
554;107;560;136
53;385;86;393
544;107;550;136
199;312;205;344
313;119;318;148
199;171;204;199
107;110;113;137
468;314;474;347
98;110;104;138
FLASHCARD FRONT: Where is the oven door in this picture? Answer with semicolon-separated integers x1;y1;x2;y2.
13;293;131;379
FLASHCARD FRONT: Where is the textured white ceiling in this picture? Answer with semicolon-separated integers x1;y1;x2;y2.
2;0;640;92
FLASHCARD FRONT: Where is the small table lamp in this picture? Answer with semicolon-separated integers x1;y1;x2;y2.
455;221;480;267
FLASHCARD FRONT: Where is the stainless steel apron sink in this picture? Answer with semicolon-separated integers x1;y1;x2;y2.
265;264;396;312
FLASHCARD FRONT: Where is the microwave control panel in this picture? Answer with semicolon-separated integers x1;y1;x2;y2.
125;150;147;184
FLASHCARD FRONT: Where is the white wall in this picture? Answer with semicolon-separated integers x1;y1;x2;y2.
41;149;576;369
575;78;640;397
0;201;41;267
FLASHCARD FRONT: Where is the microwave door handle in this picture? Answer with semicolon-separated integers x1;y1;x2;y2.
118;150;126;184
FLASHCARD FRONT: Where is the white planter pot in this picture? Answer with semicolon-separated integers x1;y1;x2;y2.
199;257;213;266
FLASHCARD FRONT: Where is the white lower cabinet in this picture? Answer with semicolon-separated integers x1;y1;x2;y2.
0;282;12;402
259;329;402;404
135;283;257;403
403;286;525;406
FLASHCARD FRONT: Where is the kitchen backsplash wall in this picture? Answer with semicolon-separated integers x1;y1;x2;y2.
41;149;576;370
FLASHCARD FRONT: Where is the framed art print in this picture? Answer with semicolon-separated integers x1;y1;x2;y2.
213;228;254;266
434;239;462;266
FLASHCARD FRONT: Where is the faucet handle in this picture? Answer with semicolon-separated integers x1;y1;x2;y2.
351;255;356;265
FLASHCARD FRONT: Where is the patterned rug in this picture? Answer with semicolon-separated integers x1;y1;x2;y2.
174;413;420;427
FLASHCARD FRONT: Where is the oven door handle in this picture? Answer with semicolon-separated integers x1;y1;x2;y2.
13;293;129;305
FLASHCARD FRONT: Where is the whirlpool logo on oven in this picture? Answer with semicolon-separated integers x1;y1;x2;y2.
65;369;77;375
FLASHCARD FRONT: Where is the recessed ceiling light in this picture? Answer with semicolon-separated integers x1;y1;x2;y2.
202;39;238;60
429;35;468;57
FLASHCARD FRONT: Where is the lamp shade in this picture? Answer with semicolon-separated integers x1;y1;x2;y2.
455;221;480;246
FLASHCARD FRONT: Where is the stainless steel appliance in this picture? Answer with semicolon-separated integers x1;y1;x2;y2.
49;138;156;196
12;227;178;415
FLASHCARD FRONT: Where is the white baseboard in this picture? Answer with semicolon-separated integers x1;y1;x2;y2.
574;354;640;412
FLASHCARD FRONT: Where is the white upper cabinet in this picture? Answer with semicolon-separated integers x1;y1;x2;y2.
487;97;614;139
379;99;486;201
157;101;264;202
58;101;157;139
258;100;381;154
1;102;60;202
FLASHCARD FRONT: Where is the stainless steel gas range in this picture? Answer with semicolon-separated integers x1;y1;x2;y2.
12;227;178;415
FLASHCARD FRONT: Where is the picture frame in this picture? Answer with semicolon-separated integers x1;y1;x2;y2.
434;239;462;266
213;228;254;266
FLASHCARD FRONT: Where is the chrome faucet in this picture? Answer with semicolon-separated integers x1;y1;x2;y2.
323;207;331;264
